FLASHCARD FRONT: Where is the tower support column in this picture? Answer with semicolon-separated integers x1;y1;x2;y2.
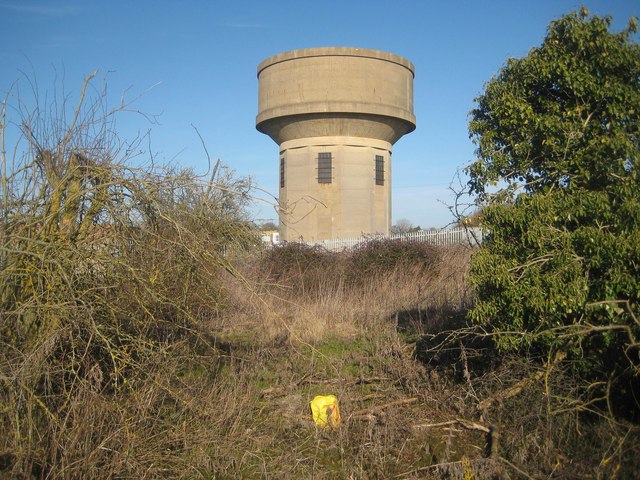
279;136;392;241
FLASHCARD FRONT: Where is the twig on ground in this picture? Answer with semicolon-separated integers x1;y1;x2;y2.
413;418;499;458
478;350;566;410
349;397;418;421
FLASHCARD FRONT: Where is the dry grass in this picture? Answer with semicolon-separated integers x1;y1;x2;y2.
228;242;473;345
3;236;639;479
196;241;638;479
2;73;638;479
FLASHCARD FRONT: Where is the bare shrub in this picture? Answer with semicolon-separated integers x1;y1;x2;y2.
0;73;257;478
257;242;342;298
348;238;441;282
247;240;472;346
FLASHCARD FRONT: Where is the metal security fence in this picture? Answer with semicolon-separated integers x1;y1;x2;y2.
302;227;484;252
225;227;484;257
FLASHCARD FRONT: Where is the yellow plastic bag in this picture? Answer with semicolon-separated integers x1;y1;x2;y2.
310;395;341;429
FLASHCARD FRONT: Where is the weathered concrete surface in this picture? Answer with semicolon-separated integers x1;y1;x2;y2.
256;47;415;241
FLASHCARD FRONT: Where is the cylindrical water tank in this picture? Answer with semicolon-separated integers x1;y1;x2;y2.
256;47;416;242
257;47;416;144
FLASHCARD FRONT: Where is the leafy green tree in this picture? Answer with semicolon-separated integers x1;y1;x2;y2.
467;9;640;380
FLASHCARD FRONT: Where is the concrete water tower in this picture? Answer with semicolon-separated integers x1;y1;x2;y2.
256;47;416;241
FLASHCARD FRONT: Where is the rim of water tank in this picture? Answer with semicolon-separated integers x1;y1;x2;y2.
257;47;414;77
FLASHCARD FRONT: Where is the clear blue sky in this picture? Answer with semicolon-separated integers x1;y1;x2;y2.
1;0;638;227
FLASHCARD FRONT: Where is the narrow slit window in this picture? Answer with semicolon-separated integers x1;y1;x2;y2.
318;152;332;184
280;157;285;188
375;155;384;186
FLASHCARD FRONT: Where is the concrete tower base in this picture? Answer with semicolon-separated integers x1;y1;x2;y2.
280;136;391;241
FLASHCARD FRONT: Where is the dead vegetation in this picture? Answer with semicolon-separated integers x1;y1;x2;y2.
1;74;638;479
228;243;639;479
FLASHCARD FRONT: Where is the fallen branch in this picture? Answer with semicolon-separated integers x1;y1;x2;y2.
478;350;567;410
350;397;418;417
413;418;499;458
413;418;489;433
499;456;536;479
354;376;391;385
348;397;418;422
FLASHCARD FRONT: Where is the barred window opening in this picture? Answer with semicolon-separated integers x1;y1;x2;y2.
318;152;332;184
375;155;384;186
280;157;285;188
